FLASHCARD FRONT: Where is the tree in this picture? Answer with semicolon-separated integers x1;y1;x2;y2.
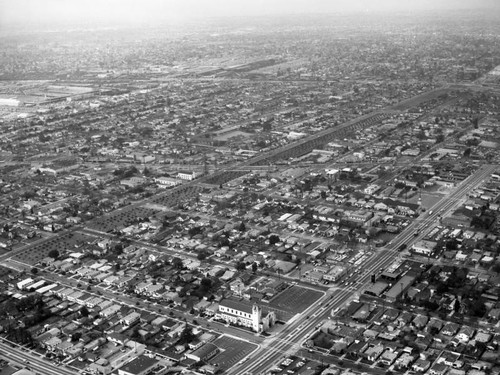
31;267;38;274
80;306;90;317
197;251;208;261
394;181;406;189
172;257;183;269
48;249;59;259
236;261;246;271
269;234;280;245
492;262;500;273
113;243;123;255
179;323;195;345
200;278;212;290
429;326;440;336
463;148;471;158
469;298;486;317
252;263;258;274
446;239;458;250
188;226;202;237
238;222;246;232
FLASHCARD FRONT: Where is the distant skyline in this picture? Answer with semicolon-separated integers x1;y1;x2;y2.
1;0;499;30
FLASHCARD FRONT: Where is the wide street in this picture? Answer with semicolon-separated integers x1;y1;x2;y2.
0;165;495;375
0;338;78;375
0;83;495;375
231;164;497;375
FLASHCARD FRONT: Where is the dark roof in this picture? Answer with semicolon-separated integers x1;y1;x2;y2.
219;298;253;314
119;355;159;375
190;342;219;359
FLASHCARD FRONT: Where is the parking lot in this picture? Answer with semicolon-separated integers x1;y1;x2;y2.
210;335;258;371
268;286;323;315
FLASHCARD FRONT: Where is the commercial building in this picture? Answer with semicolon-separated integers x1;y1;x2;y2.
412;240;437;256
385;275;416;302
177;171;197;181
185;342;219;362
118;355;159;375
153;176;181;187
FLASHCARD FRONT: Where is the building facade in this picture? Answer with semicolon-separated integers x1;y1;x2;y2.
217;299;275;333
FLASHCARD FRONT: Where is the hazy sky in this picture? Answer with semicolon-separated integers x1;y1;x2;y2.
1;0;499;28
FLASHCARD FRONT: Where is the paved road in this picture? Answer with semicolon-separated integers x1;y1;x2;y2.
0;338;78;375
231;164;496;375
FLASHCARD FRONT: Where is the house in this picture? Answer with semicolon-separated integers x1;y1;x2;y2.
379;349;399;366
364;184;380;195
429;363;448;375
229;279;246;296
374;202;389;211
426;318;444;334
121;312;141;326
363;344;384;361
412;358;431;372
442;322;460;336
437;352;461;367
395;353;415;369
100;304;121;318
412;315;429;329
474;331;492;344
456;326;475;343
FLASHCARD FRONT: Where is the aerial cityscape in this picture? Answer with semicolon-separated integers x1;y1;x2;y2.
1;1;500;375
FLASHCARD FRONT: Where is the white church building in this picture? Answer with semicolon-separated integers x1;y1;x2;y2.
217;298;276;333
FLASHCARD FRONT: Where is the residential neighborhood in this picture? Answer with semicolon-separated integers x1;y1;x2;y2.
1;2;500;375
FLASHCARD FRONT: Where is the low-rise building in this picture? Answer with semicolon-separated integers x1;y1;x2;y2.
185;342;219;362
217;298;275;333
117;355;159;375
412;240;437;256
